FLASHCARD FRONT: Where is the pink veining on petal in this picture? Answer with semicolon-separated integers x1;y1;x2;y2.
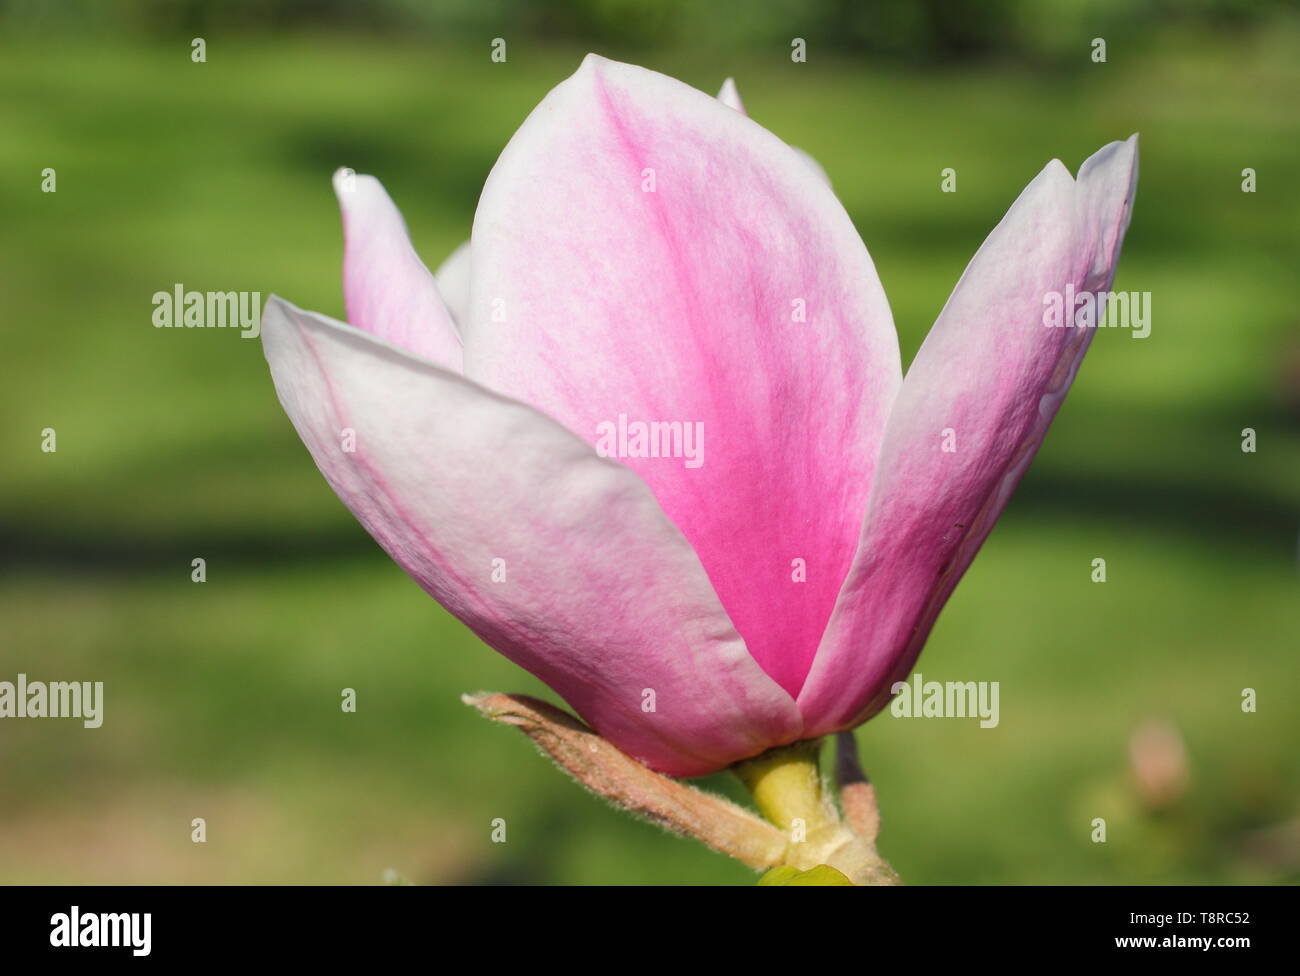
262;296;802;775
799;137;1138;736
466;55;900;698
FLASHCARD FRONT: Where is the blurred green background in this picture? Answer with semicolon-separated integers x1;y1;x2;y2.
1;0;1297;884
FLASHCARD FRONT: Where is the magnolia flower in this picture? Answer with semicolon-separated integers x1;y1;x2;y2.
262;55;1137;779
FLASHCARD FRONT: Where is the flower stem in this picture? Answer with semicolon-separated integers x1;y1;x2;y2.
733;740;835;833
733;739;901;886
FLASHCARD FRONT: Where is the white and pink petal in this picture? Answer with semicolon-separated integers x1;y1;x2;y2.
333;169;463;370
466;55;900;697
261;296;802;776
799;137;1139;734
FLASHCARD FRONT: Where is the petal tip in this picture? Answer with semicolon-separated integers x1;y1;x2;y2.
260;293;294;334
332;168;384;211
578;51;611;75
330;166;354;199
717;77;745;113
1044;157;1072;179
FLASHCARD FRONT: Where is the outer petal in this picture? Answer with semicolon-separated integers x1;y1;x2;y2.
467;55;900;697
261;296;802;776
333;169;463;370
799;137;1139;734
433;240;472;330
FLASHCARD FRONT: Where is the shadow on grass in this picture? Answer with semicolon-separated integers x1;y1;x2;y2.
4;462;1295;576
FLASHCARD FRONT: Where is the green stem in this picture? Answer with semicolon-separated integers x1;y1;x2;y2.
733;740;836;833
733;740;901;886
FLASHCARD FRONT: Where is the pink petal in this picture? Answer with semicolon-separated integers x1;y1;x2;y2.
261;296;802;775
799;137;1139;735
465;55;901;698
333;169;463;370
